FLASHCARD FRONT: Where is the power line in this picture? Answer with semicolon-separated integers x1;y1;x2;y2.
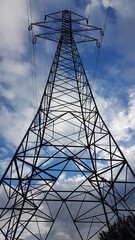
43;0;47;87
1;9;134;240
90;0;112;90
32;41;38;109
26;0;36;110
87;0;92;22
26;0;38;113
43;0;46;16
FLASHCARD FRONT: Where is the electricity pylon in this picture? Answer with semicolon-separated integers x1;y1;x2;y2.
0;10;135;240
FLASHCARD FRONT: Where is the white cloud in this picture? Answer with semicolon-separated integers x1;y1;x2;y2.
102;0;112;8
108;90;135;143
0;0;28;56
0;170;134;240
0;59;30;79
121;145;135;170
84;0;135;63
110;0;135;18
0;104;33;146
95;86;135;144
0;2;135;239
0;157;11;174
0;0;134;171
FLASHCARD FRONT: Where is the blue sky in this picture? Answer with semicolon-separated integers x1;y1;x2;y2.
0;1;135;239
0;0;135;175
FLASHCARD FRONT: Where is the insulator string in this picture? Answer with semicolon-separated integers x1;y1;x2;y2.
90;0;112;90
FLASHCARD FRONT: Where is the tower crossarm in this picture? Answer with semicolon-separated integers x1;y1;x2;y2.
29;10;102;45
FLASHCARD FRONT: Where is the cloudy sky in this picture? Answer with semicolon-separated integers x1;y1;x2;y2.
0;0;135;174
0;0;135;239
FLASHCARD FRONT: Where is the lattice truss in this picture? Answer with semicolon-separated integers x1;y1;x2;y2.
0;10;135;240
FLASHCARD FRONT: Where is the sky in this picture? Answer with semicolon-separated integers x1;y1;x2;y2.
0;0;135;239
0;0;135;173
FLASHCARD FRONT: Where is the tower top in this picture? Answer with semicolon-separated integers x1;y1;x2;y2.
29;10;103;45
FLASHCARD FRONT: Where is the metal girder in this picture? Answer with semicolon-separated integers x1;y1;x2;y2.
0;10;135;240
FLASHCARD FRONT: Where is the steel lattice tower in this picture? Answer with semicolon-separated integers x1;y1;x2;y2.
0;10;135;240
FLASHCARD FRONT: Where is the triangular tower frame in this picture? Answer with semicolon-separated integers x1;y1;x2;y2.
0;10;135;240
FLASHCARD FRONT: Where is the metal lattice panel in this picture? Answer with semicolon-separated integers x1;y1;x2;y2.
0;10;135;240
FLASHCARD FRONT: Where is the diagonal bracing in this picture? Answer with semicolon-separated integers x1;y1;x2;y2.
0;10;135;240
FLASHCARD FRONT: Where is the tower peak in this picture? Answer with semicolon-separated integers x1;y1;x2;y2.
30;9;102;46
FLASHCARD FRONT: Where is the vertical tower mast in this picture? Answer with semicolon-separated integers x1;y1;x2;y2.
0;10;134;240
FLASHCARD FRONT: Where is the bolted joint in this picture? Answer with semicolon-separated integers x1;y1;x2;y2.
44;15;47;21
96;41;101;48
100;30;104;36
28;24;33;31
32;36;37;45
